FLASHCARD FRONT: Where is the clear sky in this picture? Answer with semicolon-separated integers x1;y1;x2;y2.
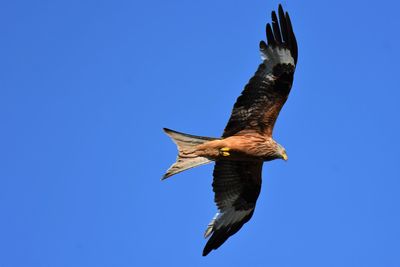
1;0;400;266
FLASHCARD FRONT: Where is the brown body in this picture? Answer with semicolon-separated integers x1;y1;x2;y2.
195;134;280;161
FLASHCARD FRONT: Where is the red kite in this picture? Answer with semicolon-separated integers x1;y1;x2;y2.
163;4;298;256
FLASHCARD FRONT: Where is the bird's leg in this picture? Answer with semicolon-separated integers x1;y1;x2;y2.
219;147;230;157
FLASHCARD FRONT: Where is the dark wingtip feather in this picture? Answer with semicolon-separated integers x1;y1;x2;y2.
285;11;298;64
202;239;214;256
271;11;282;44
278;4;288;44
278;4;283;12
259;40;267;50
202;210;255;256
278;4;284;21
202;229;230;256
202;247;211;256
261;4;297;65
266;23;275;46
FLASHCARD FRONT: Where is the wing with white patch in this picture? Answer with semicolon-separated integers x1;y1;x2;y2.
202;160;263;256
223;4;297;138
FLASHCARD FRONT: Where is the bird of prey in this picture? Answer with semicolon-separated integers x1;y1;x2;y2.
162;4;298;256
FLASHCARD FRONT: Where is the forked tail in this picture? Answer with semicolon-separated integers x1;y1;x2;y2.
162;128;216;180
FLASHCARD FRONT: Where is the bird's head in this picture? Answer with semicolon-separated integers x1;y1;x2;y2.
277;144;288;161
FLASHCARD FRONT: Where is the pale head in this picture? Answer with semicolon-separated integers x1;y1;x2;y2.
263;139;288;161
277;143;288;161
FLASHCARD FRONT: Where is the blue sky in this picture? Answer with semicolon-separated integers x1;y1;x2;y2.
1;0;400;266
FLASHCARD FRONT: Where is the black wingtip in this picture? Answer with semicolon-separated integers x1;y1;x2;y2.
266;23;275;46
202;248;211;257
203;233;223;256
271;11;282;44
284;11;298;64
262;4;298;65
278;4;284;16
259;40;267;50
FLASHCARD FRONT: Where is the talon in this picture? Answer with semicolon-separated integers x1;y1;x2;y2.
219;147;231;157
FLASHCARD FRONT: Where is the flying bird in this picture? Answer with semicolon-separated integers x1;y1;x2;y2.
162;4;298;256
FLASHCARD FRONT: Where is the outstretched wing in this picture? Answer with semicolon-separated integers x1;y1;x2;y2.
223;4;297;138
203;160;263;256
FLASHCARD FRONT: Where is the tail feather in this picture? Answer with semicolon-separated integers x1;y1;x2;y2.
162;128;215;179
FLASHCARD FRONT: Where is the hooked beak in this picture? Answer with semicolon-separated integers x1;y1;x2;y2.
282;152;288;161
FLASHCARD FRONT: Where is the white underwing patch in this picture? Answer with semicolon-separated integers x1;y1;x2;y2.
259;46;294;76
